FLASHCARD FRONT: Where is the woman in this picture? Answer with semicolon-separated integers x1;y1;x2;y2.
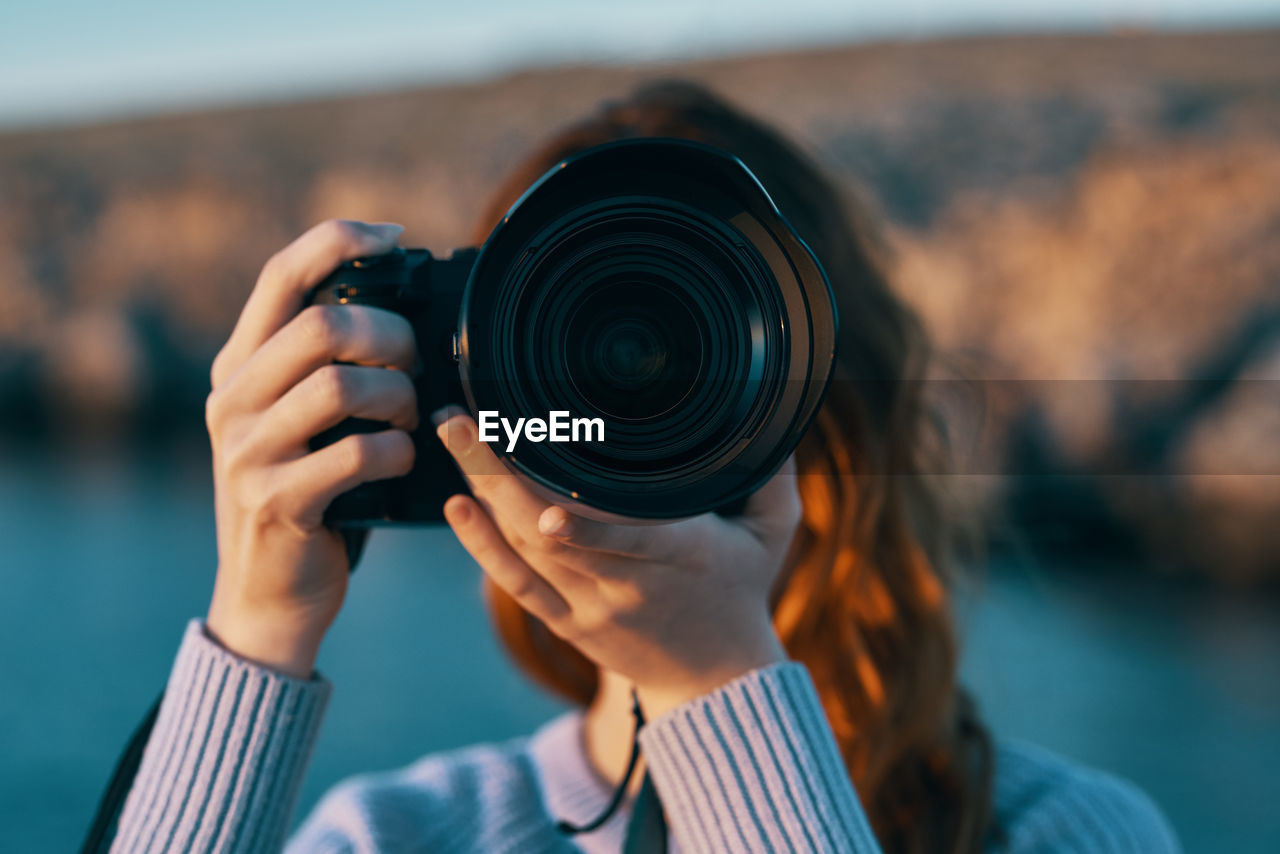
112;81;1178;853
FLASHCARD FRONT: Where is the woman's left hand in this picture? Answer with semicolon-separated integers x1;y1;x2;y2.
433;411;800;719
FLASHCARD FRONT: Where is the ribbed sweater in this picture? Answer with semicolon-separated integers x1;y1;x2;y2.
112;621;1180;853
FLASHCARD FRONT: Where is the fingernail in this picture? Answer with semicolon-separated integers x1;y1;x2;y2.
356;221;403;243
430;405;467;427
539;506;570;537
367;222;404;237
436;416;474;450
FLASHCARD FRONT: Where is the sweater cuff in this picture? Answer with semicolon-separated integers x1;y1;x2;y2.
112;620;331;854
637;662;882;853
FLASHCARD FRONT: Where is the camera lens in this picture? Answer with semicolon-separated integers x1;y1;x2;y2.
595;317;668;390
459;139;837;520
568;280;702;419
539;223;739;434
509;212;767;479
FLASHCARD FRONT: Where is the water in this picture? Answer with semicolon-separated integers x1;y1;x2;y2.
1;448;1276;852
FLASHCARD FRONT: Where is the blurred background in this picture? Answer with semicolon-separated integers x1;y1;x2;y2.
2;1;1278;851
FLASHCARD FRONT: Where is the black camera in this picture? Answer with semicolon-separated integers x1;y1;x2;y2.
306;138;837;525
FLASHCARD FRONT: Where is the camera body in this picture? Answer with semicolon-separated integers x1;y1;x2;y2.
308;246;475;523
306;138;838;526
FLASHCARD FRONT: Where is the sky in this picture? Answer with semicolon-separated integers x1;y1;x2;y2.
1;0;1276;129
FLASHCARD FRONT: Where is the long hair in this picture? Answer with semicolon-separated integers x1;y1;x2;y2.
468;79;994;853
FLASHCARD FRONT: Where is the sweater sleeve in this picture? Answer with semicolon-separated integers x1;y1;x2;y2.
111;620;332;854
637;661;882;853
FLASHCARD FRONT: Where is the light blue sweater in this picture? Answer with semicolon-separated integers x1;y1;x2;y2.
112;621;1180;853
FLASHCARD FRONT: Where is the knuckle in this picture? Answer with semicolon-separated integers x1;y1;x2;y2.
258;247;291;289
220;436;257;479
296;304;346;353
250;476;283;517
547;614;583;644
386;431;416;475
601;579;643;614
265;485;304;527
388;312;417;349
313;364;352;409
507;575;539;602
228;465;267;511
336;435;371;476
204;388;226;434
209;349;229;388
533;529;566;556
249;473;296;526
615;583;647;615
390;368;417;405
501;525;531;555
571;605;614;638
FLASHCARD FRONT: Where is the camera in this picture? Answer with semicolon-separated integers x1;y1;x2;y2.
306;138;837;524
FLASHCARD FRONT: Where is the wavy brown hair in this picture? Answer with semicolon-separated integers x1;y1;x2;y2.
467;79;993;853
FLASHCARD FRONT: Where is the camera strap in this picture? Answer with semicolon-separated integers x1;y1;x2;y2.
622;773;669;854
84;688;670;853
556;688;669;852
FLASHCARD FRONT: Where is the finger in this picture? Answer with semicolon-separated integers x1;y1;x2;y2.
250;364;418;457
537;504;710;565
281;429;415;526
433;413;605;593
739;455;802;544
220;304;417;415
443;494;571;623
434;414;551;545
212;219;403;386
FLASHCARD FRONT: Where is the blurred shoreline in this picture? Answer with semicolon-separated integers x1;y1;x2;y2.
3;28;1278;581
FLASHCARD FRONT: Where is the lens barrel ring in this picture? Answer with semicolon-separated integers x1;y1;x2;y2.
457;139;837;520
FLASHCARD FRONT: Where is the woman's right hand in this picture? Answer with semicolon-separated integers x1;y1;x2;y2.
204;220;418;678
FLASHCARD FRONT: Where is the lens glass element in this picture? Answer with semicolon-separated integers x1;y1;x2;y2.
566;280;703;421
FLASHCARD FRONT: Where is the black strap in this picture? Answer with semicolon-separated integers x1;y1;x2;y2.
557;690;647;836
86;669;670;853
622;772;669;854
556;689;669;852
80;691;163;854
